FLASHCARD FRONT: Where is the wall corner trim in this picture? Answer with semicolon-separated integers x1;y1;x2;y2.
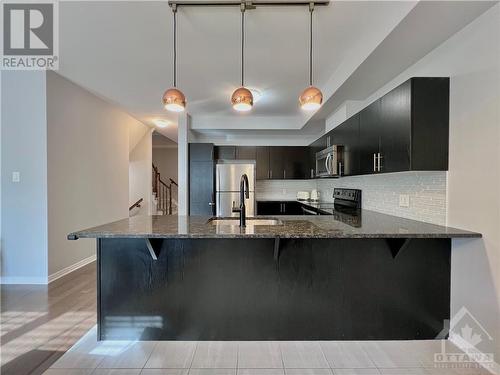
48;254;96;284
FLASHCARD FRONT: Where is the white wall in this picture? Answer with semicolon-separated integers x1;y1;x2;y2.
1;71;48;284
177;113;191;216
325;101;361;132
129;130;153;216
344;5;500;364
46;71;139;277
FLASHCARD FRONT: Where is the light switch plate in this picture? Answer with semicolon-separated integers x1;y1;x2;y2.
399;194;410;208
12;171;20;183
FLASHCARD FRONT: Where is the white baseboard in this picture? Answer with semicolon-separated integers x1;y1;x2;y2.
48;254;96;284
0;276;48;284
449;336;500;375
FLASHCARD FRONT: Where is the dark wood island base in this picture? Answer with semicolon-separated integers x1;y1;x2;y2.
97;237;451;341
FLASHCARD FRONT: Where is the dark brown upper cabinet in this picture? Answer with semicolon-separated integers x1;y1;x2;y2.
317;77;449;176
359;100;383;174
330;115;360;176
269;147;284;180
283;147;310;179
236;146;257;160
358;77;449;174
256;146;270;180
214;145;310;180
214;146;236;160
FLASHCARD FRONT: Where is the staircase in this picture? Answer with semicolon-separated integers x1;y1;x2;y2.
152;163;178;215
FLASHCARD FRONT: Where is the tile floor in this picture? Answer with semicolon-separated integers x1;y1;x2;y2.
43;327;493;375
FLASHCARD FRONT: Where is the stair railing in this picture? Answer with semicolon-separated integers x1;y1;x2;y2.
152;163;178;215
129;198;143;211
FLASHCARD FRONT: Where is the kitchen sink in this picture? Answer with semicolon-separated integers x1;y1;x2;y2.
208;218;283;226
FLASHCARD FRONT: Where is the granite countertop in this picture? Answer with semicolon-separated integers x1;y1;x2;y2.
68;210;481;240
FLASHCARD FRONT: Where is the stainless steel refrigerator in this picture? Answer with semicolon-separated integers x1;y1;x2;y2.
216;161;255;217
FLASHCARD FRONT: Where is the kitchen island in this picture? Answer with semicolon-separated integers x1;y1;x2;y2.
69;212;480;341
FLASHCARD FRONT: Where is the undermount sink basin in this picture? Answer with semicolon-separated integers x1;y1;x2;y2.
209;218;283;226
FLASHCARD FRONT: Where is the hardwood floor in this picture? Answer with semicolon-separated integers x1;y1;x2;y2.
1;262;97;375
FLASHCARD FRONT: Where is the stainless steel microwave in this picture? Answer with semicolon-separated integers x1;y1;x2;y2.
315;145;343;178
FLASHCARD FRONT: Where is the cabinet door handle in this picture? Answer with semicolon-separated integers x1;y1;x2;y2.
311;168;314;179
270;169;273;179
283;170;286;179
373;153;377;172
377;152;382;172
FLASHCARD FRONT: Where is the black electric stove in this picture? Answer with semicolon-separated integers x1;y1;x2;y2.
300;188;362;227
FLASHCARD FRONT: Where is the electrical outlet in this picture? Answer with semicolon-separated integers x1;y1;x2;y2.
12;171;20;183
399;194;410;208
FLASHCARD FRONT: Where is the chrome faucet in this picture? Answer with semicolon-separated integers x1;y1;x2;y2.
232;174;250;227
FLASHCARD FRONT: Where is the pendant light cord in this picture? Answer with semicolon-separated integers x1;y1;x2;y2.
173;6;177;87
241;4;245;87
309;3;313;86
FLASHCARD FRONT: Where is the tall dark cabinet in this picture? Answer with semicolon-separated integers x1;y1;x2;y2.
189;143;215;216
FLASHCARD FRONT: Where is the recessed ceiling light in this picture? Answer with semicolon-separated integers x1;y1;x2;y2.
153;119;171;128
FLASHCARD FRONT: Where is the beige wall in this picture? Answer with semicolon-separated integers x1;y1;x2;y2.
353;4;500;363
46;71;144;277
129;131;153;216
153;147;178;185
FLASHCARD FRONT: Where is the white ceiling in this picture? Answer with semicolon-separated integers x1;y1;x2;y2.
57;1;416;141
57;1;496;144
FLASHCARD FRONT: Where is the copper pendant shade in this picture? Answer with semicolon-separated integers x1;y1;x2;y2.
163;5;186;113
231;87;253;112
299;85;322;110
163;88;186;112
299;3;323;111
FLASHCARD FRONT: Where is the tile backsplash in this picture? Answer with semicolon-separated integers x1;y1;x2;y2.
256;171;447;225
256;179;316;201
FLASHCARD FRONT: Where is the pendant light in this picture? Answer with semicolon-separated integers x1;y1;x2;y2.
231;2;253;112
299;2;323;111
162;5;186;112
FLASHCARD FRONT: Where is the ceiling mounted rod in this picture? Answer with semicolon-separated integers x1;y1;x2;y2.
168;0;329;7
